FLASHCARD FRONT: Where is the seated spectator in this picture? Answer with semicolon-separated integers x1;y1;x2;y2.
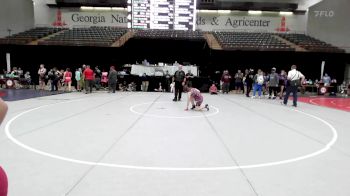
340;81;347;95
154;82;163;92
170;82;175;93
128;82;137;92
209;84;218;95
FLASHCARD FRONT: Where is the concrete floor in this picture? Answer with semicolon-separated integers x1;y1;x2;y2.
1;92;350;196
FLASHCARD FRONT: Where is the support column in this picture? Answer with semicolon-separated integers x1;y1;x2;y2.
344;64;350;82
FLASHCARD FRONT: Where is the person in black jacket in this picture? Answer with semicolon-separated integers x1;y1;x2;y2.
108;66;118;93
48;67;60;92
245;69;254;97
173;65;186;101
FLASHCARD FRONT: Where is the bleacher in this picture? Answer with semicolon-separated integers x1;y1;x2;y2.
213;32;294;51
278;33;345;53
134;29;204;40
38;27;128;47
0;27;64;45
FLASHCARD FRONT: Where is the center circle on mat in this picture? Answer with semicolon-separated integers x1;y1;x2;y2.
129;101;219;118
5;99;338;171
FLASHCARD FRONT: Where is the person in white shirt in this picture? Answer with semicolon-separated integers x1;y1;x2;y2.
283;65;305;107
37;64;47;90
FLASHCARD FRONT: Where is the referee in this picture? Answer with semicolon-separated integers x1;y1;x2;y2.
283;65;305;107
173;65;186;101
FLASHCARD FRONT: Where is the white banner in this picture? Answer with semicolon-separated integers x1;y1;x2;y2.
35;6;307;32
6;53;11;73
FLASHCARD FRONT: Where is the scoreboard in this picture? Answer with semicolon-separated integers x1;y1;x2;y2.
127;0;196;30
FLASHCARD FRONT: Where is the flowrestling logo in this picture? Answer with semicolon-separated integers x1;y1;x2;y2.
314;10;335;18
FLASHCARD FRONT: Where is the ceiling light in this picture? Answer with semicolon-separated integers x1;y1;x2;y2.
248;10;262;15
80;6;94;10
279;11;293;15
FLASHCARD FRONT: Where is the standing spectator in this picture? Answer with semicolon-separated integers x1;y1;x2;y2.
221;70;231;94
80;64;86;91
252;69;264;99
245;69;254;97
38;64;47;90
322;73;331;86
141;73;149;92
185;70;194;87
243;69;249;95
101;69;108;89
94;66;102;90
234;70;244;94
0;98;8;196
48;67;60;92
283;65;305;107
58;69;65;90
83;65;94;94
173;65;186;101
108;66;118;93
75;68;82;92
164;70;172;92
279;70;287;99
63;68;72;92
268;68;279;99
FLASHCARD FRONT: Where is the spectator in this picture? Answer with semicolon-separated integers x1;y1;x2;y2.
268;68;279;99
283;65;305;107
252;69;264;99
164;70;172;92
48;68;60;92
58;69;65;90
80;65;86;91
63;68;72;92
101;70;108;89
23;71;32;89
128;82;137;92
185;70;194;87
75;68;82;92
279;70;287;99
245;69;254;97
173;65;186;101
94;66;102;90
221;70;231;94
108;66;118;93
154;82;163;92
209;83;218;95
234;70;244;94
83;65;94;94
38;64;47;90
322;73;331;86
141;73;149;92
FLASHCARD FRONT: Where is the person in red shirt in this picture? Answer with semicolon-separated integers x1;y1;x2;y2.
83;65;94;94
221;70;231;94
0;98;8;196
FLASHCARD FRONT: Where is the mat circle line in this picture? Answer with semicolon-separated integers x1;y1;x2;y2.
4;99;338;171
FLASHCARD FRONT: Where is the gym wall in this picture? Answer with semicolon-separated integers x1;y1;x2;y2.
0;0;35;37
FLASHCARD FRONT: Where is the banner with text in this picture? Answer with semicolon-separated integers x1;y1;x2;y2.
37;7;307;32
